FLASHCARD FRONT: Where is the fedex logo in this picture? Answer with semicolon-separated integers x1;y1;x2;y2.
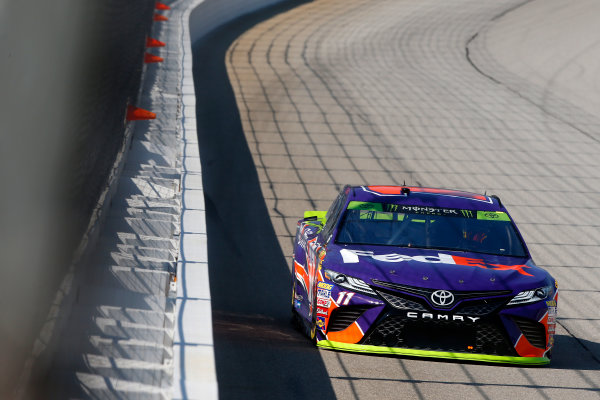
340;249;533;276
340;249;454;264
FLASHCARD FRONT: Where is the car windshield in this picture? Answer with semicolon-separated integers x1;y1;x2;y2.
335;201;527;257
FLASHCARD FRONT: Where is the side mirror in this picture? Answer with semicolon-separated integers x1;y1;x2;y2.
303;210;327;225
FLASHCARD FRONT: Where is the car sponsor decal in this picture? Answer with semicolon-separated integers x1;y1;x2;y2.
317;282;333;290
316;279;332;312
358;210;403;221
401;205;461;216
317;307;328;316
316;316;327;331
477;211;510;221
317;297;331;307
546;290;558;343
547;307;557;330
349;201;510;221
340;249;533;276
347;201;384;211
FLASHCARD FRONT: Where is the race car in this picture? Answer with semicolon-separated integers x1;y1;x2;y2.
291;185;557;365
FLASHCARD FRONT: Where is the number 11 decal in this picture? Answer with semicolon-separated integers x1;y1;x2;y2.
336;291;355;305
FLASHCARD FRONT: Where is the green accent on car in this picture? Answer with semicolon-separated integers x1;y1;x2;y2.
347;201;384;211
477;211;511;221
303;210;327;224
348;202;406;221
460;209;476;218
358;210;404;221
316;341;550;365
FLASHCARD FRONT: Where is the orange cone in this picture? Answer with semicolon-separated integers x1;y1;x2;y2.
155;2;170;10
144;53;164;63
127;105;156;121
146;37;166;48
153;13;168;21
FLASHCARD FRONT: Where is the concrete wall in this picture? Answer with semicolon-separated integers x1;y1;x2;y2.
0;1;154;397
0;0;289;396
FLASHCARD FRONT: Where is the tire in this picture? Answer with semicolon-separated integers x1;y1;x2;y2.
290;277;303;331
291;276;318;343
308;280;318;343
308;312;317;343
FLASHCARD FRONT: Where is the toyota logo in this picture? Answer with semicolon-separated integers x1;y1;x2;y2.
431;290;454;307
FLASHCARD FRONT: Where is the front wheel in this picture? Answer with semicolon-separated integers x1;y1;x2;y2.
308;312;317;343
308;281;319;344
290;278;302;331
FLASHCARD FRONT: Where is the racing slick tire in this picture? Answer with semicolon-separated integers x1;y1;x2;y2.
290;278;303;332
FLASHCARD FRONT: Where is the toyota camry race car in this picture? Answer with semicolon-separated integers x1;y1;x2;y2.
291;185;558;365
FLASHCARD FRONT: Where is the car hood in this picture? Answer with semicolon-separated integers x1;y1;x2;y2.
323;244;551;293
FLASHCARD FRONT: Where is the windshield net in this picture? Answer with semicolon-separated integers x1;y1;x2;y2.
336;201;527;257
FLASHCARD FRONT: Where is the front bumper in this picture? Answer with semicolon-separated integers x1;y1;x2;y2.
309;280;558;363
317;340;550;365
292;260;558;364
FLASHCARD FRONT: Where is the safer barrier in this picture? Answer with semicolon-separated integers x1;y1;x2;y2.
1;1;155;397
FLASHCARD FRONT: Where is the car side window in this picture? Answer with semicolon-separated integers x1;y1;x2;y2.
321;189;348;242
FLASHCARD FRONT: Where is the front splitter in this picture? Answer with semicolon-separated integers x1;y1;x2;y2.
317;340;550;365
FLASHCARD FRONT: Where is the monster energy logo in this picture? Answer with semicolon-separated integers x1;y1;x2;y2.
386;204;399;212
460;209;475;218
399;206;459;216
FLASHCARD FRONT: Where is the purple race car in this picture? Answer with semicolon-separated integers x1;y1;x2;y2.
291;185;557;365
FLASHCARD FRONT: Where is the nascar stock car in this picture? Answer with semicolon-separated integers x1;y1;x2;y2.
291;185;557;365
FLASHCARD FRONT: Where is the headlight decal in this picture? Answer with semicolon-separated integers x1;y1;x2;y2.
324;269;378;297
507;285;553;306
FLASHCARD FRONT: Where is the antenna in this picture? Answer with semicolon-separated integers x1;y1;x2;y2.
403;180;406;186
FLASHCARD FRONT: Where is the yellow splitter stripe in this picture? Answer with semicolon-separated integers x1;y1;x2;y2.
317;340;550;365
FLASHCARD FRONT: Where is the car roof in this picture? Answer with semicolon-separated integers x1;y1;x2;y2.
347;185;503;211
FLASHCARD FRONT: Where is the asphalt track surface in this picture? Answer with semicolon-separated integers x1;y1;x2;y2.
193;0;600;398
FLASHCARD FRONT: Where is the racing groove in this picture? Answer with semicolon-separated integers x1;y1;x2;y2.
194;0;600;398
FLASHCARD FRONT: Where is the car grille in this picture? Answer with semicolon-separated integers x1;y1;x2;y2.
327;305;373;332
377;290;428;311
455;298;509;316
362;315;516;356
512;316;546;348
371;280;512;310
374;284;510;317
